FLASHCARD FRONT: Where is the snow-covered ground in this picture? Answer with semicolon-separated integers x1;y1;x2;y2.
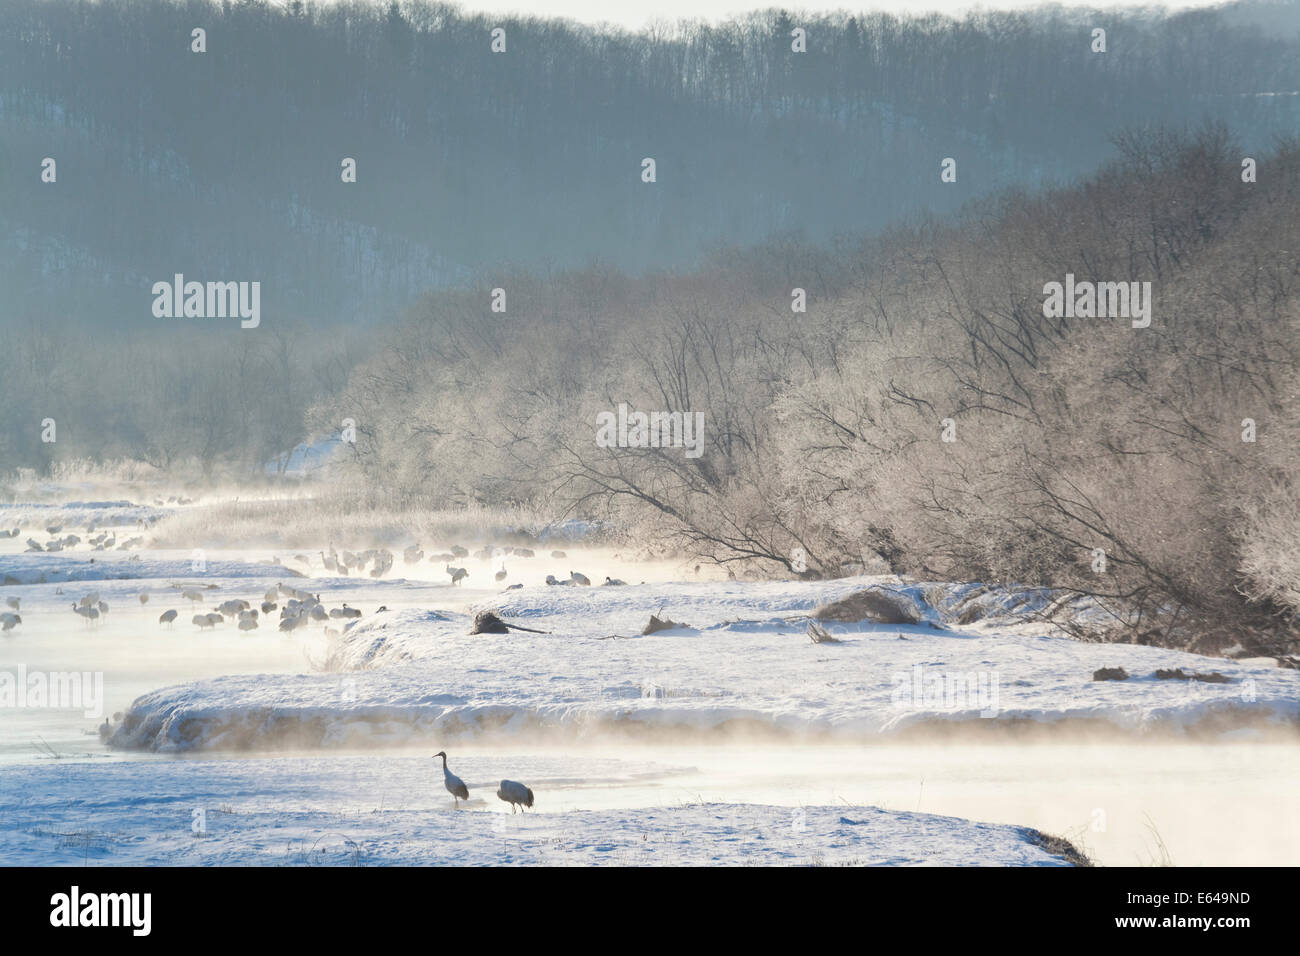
2;495;1298;866
0;755;1077;866
105;577;1299;753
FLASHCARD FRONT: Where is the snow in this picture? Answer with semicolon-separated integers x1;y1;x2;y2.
0;755;1077;866
0;500;167;531
4;527;1296;866
106;577;1300;753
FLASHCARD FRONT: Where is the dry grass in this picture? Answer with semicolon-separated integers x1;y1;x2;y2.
806;621;842;644
1027;829;1095;867
148;492;556;550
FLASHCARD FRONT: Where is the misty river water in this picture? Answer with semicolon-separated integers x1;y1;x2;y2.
3;607;1296;867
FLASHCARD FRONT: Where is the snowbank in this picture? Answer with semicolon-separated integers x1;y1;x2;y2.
108;578;1300;752
0;755;1081;866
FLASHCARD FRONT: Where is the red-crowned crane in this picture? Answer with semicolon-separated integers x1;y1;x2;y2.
496;779;534;813
434;751;470;808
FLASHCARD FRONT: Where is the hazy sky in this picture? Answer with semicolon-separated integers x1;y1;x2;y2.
455;0;1226;30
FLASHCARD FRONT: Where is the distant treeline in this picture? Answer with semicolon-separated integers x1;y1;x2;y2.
2;0;1299;329
0;320;363;477
323;126;1300;653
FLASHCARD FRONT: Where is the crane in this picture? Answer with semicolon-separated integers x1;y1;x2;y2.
496;779;534;813
434;751;470;808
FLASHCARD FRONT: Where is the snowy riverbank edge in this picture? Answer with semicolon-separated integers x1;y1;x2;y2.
106;578;1300;753
0;756;1085;866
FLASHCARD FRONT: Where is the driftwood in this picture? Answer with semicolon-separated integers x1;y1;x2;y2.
642;614;686;635
806;621;842;644
1092;667;1130;681
814;588;920;625
1154;668;1232;683
470;610;548;635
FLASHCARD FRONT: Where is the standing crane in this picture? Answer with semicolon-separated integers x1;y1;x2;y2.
434;751;470;808
496;779;534;813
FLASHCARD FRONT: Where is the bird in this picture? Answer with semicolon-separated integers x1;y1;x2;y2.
569;571;591;586
495;566;508;583
193;613;215;630
496;779;534;813
446;565;468;586
159;609;178;627
434;751;470;808
550;550;567;559
404;543;424;564
1;612;21;632
5;597;19;611
73;603;99;625
261;600;277;614
603;577;626;586
138;592;149;605
279;613;308;633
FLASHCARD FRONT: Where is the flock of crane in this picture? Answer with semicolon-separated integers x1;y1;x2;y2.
0;583;375;635
0;514;639;819
1;510;630;640
435;751;535;813
279;542;616;591
1;521;149;554
159;583;367;633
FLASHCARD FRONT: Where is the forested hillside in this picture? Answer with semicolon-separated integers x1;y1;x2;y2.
2;0;1298;329
325;126;1300;652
